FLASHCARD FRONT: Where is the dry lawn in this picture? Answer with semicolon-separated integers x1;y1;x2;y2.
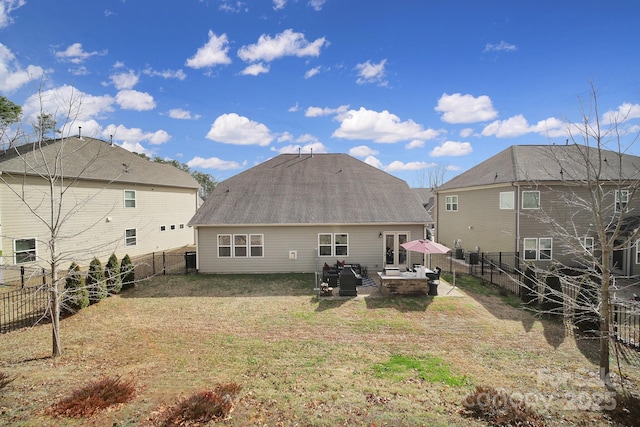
0;273;639;426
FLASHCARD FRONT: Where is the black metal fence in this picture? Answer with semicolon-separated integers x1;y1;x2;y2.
0;250;197;334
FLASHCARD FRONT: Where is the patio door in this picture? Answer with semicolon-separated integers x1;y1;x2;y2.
384;232;408;270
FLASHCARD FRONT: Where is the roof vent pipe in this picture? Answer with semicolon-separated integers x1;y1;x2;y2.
78;126;82;139
298;147;301;157
110;134;113;146
310;148;313;158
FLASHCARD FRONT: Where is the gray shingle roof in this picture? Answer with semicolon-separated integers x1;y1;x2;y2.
437;144;640;191
189;153;432;226
0;136;200;189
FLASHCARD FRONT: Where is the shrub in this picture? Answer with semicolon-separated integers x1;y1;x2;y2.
64;262;89;312
460;385;544;427
120;254;135;290
574;274;601;334
105;253;122;294
86;258;107;304
152;383;242;426
47;376;136;418
541;265;563;315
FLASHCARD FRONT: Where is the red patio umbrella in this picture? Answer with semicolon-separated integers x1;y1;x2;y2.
400;239;451;254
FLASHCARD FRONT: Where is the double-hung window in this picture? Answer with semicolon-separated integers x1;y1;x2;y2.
125;228;137;246
218;234;264;258
523;237;552;260
14;238;36;264
500;191;514;209
584;237;595;255
615;189;629;213
445;195;458;211
318;233;349;257
522;191;540;209
124;190;136;208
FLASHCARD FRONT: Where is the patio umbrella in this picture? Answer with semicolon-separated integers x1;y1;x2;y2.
400;239;451;254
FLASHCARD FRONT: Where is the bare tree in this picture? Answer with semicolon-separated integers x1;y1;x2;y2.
522;84;640;387
0;89;127;356
413;163;450;188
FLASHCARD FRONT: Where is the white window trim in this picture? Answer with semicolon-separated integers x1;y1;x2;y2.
522;191;540;210
218;234;264;258
523;237;552;261
124;190;136;208
636;240;640;264
445;195;458;212
318;233;350;257
499;191;514;210
14;237;37;264
125;228;137;246
615;189;629;213
584;237;595;255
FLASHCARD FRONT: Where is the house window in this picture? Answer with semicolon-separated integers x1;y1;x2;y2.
615;190;629;212
125;228;137;246
523;237;552;260
445;195;458;211
250;234;264;257
160;225;166;231
14;238;36;264
522;191;540;209
584;237;594;255
179;224;185;229
124;190;136;208
636;240;640;264
218;234;231;257
318;233;349;257
500;191;514;209
234;235;248;257
170;224;176;230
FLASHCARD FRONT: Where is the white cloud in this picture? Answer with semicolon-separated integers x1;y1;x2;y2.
355;59;387;86
363;155;383;169
0;0;26;28
305;66;321;79
275;141;327;154
273;0;287;10
460;128;474;138
305;104;349;117
0;43;46;93
237;29;328;63
277;131;294;142
187;156;244;170
385;160;435;172
69;66;90;76
22;85;114;130
103;124;171;145
206;113;273;146
405;139;424;149
602;102;640;124
308;0;326;11
143;67;187;80
288;102;300;112
435;93;498;124
119;141;152;156
55;43;106;64
115;89;156;111
185;30;232;69
168;108;201;120
332;107;439;143
349;145;378;158
110;70;139;90
484;41;518;53
430;141;473;157
240;62;270;76
482;115;565;138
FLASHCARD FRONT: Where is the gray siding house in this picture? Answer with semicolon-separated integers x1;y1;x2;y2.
0;136;200;280
435;144;640;275
189;153;432;274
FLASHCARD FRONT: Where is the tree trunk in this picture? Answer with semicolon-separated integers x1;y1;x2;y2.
50;283;61;357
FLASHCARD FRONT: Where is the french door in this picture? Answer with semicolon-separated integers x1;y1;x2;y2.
384;232;408;270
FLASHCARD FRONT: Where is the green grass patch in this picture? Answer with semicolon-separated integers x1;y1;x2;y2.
372;354;471;386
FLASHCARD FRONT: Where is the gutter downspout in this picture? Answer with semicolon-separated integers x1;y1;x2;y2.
513;182;520;254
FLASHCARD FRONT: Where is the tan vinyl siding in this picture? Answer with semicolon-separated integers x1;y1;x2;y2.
1;175;197;268
437;185;517;253
196;224;425;274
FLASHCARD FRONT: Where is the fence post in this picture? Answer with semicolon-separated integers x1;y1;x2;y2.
42;268;46;285
163;252;166;275
152;252;156;275
21;266;25;289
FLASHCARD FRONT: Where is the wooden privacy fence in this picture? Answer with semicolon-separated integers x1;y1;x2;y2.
0;250;197;334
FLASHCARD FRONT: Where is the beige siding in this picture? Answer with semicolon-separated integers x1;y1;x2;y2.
196;224;425;274
1;175;197;269
436;185;517;253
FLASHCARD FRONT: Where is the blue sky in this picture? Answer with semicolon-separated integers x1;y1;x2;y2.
1;0;640;186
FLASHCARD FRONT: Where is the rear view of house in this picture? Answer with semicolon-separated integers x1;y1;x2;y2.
189;153;432;274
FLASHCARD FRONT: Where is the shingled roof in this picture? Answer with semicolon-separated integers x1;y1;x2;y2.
437;144;640;191
189;153;432;226
0;136;200;189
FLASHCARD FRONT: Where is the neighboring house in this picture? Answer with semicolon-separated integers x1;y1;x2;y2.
0;136;200;279
189;153;432;274
435;144;640;275
411;188;435;239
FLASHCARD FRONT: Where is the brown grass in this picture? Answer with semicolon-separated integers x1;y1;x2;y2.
0;273;638;426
